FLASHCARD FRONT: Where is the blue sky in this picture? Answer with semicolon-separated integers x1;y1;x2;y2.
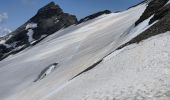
0;0;143;31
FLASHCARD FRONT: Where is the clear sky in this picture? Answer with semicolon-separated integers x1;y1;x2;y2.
0;0;143;31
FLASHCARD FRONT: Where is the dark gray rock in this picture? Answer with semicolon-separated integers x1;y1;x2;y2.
149;3;170;24
30;2;78;40
78;10;111;24
135;0;168;25
117;2;170;50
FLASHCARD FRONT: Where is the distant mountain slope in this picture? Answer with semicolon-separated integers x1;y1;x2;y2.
0;2;77;61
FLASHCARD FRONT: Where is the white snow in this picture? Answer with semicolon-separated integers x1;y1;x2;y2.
25;23;37;43
120;15;158;46
128;15;154;37
0;3;147;100
0;39;6;44
0;40;14;48
103;47;125;62
25;23;37;30
3;3;169;100
40;32;170;100
27;29;34;43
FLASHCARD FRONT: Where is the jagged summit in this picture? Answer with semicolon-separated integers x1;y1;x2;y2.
0;2;78;60
38;2;62;12
37;2;63;17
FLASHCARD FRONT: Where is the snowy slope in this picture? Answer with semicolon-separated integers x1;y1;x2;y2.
1;1;170;100
41;31;170;100
0;3;147;100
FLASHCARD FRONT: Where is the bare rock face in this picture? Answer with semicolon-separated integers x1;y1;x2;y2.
135;0;169;25
0;2;78;60
118;0;170;50
133;3;170;42
78;10;111;24
30;2;78;40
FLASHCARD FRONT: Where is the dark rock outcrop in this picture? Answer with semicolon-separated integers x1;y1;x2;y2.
78;10;111;24
30;2;78;40
0;2;78;60
149;3;170;24
135;0;169;25
117;1;170;50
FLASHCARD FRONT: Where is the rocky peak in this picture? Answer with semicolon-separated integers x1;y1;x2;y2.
38;2;62;12
0;2;78;60
37;2;63;17
78;10;111;24
6;2;78;44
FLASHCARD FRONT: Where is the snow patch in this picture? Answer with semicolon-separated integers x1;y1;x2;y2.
0;39;6;44
35;63;58;82
0;4;147;100
27;29;34;43
128;15;154;37
122;15;158;45
44;32;170;100
25;23;37;30
54;18;59;23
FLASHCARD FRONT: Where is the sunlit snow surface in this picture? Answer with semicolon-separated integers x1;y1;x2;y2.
42;32;170;100
1;3;169;100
